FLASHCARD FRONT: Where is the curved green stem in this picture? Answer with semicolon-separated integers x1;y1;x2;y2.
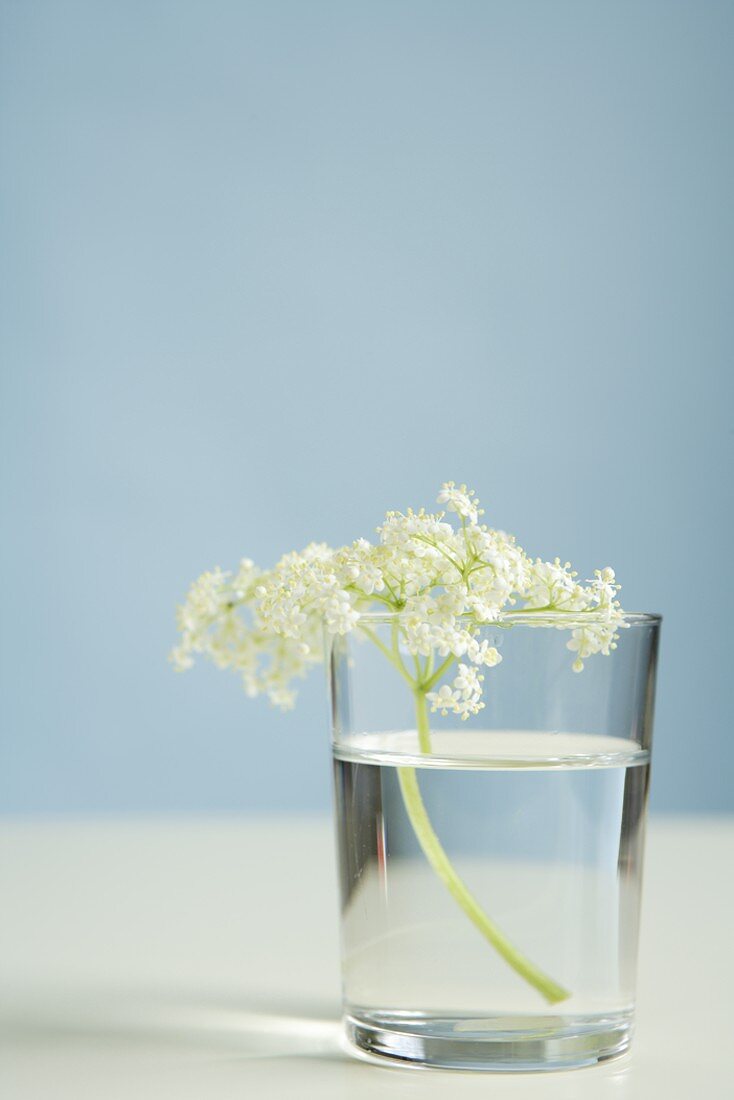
398;691;570;1005
356;622;570;1003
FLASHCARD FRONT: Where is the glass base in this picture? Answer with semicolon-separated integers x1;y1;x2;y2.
345;1010;632;1071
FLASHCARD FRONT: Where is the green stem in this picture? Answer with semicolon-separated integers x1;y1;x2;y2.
413;689;433;753
397;691;570;1005
357;625;414;688
422;654;455;692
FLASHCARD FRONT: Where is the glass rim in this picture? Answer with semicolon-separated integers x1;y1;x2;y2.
351;610;662;627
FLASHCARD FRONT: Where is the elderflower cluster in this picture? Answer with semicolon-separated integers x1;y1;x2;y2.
171;483;625;715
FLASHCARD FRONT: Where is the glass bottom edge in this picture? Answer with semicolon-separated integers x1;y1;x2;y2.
344;1010;633;1072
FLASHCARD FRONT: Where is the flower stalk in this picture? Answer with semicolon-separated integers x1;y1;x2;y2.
357;627;570;1002
397;687;570;1005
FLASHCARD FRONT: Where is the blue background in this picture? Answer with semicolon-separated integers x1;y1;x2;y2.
1;0;731;815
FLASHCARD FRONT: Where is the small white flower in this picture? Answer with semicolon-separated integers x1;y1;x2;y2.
323;593;360;635
466;595;501;623
467;638;502;667
426;684;459;716
453;663;484;699
437;481;481;524
566;622;619;671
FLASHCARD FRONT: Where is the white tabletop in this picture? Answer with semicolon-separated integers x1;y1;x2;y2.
1;815;731;1098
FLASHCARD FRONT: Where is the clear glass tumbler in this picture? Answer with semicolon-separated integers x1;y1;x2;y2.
327;612;661;1071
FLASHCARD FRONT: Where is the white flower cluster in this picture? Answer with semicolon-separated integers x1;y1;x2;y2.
427;662;493;719
171;483;625;713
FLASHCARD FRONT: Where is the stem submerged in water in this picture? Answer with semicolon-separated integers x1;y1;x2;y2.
397;690;570;1006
